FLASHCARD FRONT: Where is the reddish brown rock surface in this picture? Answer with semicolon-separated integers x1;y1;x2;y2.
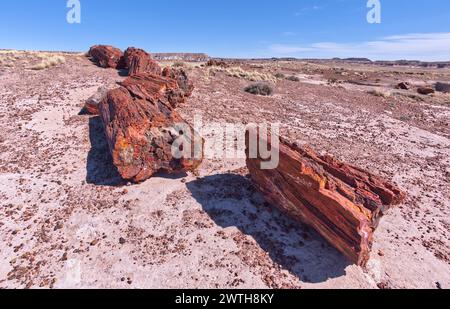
99;73;203;183
162;67;195;106
417;87;435;95
396;82;410;90
88;45;125;69
245;129;406;266
120;72;190;108
84;86;109;115
86;45;201;182
123;47;162;76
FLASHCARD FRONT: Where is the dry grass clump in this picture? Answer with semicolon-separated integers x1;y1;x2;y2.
172;61;186;68
244;83;273;96
367;88;391;98
31;54;66;70
224;66;276;83
0;51;22;67
274;72;285;79
0;55;14;67
203;65;277;83
0;50;69;70
327;77;339;84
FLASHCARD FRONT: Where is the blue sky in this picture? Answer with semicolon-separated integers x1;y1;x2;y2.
1;0;450;60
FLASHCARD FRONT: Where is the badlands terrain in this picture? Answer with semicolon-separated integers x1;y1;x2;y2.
0;50;449;289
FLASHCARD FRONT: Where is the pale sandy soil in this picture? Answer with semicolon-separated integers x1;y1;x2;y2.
0;52;449;289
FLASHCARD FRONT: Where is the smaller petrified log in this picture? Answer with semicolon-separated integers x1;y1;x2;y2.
245;128;406;266
99;79;203;183
162;67;195;106
88;45;124;69
417;87;435;95
84;86;109;115
396;82;410;90
123;47;162;76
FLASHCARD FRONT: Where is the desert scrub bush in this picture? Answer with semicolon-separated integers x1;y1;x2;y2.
286;75;300;82
31;55;65;70
172;61;186;68
367;88;391;98
244;83;273;96
274;72;285;79
327;77;339;84
225;66;276;83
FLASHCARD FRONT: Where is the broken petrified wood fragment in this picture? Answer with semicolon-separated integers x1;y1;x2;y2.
123;47;162;76
417;87;435;95
162;67;195;106
119;72;186;108
119;73;178;99
99;81;204;183
88;45;125;69
84;86;109;115
162;67;195;96
245;128;406;266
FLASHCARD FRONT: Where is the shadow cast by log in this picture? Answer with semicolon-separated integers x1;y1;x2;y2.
186;173;350;284
86;117;125;186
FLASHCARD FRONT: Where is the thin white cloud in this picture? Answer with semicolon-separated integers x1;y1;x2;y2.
294;5;323;16
281;32;297;37
269;33;450;61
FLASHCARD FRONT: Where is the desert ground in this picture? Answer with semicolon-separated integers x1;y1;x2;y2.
0;50;449;289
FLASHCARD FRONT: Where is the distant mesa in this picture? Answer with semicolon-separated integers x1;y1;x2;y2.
152;53;210;62
343;57;372;62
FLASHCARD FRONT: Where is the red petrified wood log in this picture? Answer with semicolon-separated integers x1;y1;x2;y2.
123;47;162;76
88;45;125;69
119;72;188;108
99;73;204;183
84;86;109;115
162;67;195;103
245;128;406;266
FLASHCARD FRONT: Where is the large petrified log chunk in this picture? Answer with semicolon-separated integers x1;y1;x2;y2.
245;128;406;266
119;72;186;108
123;47;162;76
162;67;195;103
88;45;125;69
99;75;203;183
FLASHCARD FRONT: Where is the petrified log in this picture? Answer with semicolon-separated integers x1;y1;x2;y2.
395;82;410;90
88;45;125;69
417;87;435;95
123;47;162;76
245;128;406;266
162;67;195;106
99;75;203;183
84;86;109;115
119;72;187;108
